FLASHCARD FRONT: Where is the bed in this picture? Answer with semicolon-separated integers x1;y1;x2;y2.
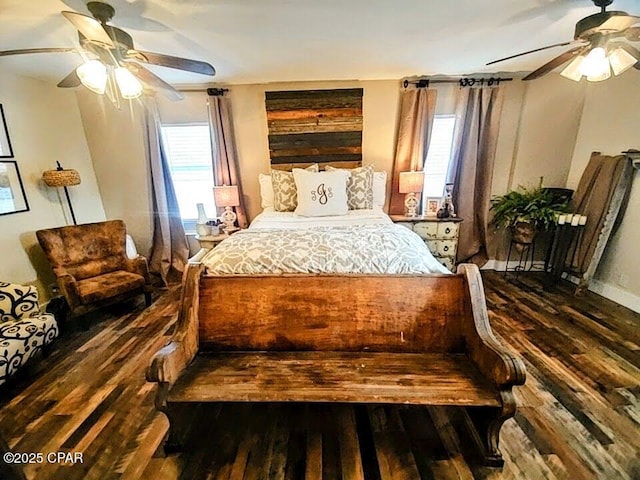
200;208;450;275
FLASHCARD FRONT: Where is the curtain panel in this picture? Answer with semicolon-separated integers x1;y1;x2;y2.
389;87;437;215
448;86;504;266
143;99;189;285
207;94;248;229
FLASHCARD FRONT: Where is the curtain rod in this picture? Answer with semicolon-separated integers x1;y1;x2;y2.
403;77;513;88
175;88;229;94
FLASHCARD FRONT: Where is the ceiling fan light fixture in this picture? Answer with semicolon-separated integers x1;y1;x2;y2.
76;59;107;94
114;67;143;99
586;65;612;81
560;55;586;81
579;47;610;77
608;46;638;75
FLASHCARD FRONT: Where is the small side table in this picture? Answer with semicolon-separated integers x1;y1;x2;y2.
190;233;231;262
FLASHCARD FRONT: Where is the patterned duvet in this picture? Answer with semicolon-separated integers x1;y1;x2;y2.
201;224;450;275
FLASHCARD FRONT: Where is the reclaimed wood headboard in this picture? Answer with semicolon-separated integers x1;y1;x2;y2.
266;88;363;171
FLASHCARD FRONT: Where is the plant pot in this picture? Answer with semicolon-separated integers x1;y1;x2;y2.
511;222;536;253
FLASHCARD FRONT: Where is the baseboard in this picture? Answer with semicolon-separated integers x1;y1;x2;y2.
564;275;640;314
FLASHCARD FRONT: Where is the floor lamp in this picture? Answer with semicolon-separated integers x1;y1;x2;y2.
42;162;81;225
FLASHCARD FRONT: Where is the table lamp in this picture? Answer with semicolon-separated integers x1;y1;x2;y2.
399;171;424;217
213;185;240;233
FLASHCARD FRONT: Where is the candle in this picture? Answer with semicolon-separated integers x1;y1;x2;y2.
579;215;587;226
565;213;574;223
571;215;580;226
557;214;566;225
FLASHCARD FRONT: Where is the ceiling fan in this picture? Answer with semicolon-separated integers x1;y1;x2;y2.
0;1;216;102
488;0;640;82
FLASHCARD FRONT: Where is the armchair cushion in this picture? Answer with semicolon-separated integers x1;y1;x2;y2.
76;270;145;305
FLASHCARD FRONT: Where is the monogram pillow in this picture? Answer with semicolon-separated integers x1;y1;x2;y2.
325;165;374;210
271;164;319;212
292;169;349;217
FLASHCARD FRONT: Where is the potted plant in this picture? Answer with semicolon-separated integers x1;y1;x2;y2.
490;179;569;251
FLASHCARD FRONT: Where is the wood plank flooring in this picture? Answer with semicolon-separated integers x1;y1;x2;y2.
0;272;638;479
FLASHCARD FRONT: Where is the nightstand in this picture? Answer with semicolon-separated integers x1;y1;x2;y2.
390;215;463;272
189;233;231;262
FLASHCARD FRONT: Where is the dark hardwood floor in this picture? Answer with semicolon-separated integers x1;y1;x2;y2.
0;272;638;479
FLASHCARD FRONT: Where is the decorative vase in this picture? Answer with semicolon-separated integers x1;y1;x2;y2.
196;203;210;236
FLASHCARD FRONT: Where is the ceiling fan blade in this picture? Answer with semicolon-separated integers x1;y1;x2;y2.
61;11;114;47
626;27;640;41
523;46;587;81
598;15;640;33
124;63;185;101
486;40;583;65
57;69;81;88
126;50;215;76
0;47;79;57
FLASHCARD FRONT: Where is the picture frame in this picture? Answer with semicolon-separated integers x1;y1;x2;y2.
425;196;441;216
0;160;29;216
0;105;14;158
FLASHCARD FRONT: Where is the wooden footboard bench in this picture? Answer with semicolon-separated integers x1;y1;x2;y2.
146;263;526;466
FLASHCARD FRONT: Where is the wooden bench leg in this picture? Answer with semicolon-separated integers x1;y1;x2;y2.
144;291;152;307
462;391;516;467
163;404;188;454
154;383;185;455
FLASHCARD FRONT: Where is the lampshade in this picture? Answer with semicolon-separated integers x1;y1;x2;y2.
560;54;586;82
399;171;425;194
580;47;608;77
114;67;143;99
42;168;81;187
609;47;638;76
213;185;240;207
76;60;107;95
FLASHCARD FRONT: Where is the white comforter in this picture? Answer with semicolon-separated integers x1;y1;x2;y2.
202;209;449;275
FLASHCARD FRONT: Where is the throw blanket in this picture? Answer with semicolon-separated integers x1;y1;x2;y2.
202;224;450;275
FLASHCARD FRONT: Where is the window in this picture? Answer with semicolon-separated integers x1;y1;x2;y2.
161;124;216;227
423;114;457;199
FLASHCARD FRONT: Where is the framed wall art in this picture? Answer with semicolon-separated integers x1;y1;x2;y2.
0;105;14;158
0;161;29;216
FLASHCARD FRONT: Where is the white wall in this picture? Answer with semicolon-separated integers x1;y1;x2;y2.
0;73;105;296
567;70;640;309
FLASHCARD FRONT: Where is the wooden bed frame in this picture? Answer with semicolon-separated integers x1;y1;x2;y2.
147;262;526;466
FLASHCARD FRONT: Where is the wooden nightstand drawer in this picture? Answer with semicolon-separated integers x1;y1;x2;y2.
427;239;457;257
413;222;439;239
437;222;459;239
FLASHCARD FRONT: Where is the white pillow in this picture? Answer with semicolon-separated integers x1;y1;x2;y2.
258;173;274;209
373;170;387;208
292;169;350;217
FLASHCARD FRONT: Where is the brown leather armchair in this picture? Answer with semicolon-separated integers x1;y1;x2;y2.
36;220;152;317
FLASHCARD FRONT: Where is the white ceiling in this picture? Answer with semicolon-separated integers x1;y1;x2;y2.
1;0;639;86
